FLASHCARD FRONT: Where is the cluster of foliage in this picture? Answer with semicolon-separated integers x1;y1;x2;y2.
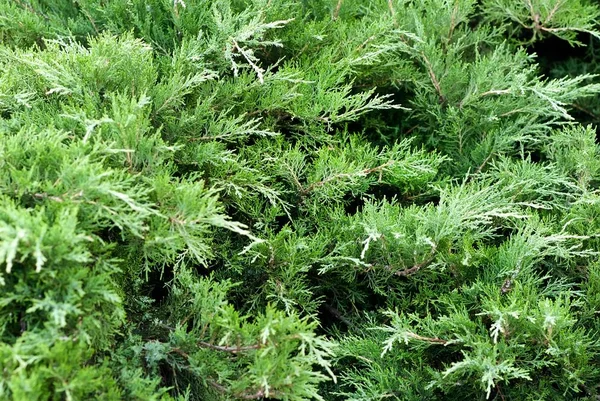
2;0;600;400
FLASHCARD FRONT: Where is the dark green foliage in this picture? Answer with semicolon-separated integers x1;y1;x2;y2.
2;0;600;400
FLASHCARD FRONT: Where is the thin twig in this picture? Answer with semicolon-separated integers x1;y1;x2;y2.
496;383;506;401
188;134;221;142
421;53;444;103
473;151;494;176
14;0;49;19
324;304;352;326
479;89;511;97
237;389;267;400
333;0;344;20
405;331;448;344
499;108;527;117
544;0;564;25
170;347;190;358
81;8;99;35
572;102;599;120
525;0;536;21
393;246;437;277
282;162;304;193
356;34;377;51
197;341;264;353
209;380;286;400
232;39;265;84
393;257;432;276
301;160;395;195
447;0;459;43
387;0;397;26
208;380;228;394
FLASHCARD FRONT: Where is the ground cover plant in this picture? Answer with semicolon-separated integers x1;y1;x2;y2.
2;0;600;400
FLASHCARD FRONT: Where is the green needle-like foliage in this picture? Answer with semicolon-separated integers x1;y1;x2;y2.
2;0;600;400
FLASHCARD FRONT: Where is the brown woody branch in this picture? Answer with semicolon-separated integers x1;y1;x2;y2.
392;245;437;277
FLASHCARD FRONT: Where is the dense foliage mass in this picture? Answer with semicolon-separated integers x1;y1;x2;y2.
2;0;600;400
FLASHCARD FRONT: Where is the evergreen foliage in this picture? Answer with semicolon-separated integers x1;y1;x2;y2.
2;0;600;400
